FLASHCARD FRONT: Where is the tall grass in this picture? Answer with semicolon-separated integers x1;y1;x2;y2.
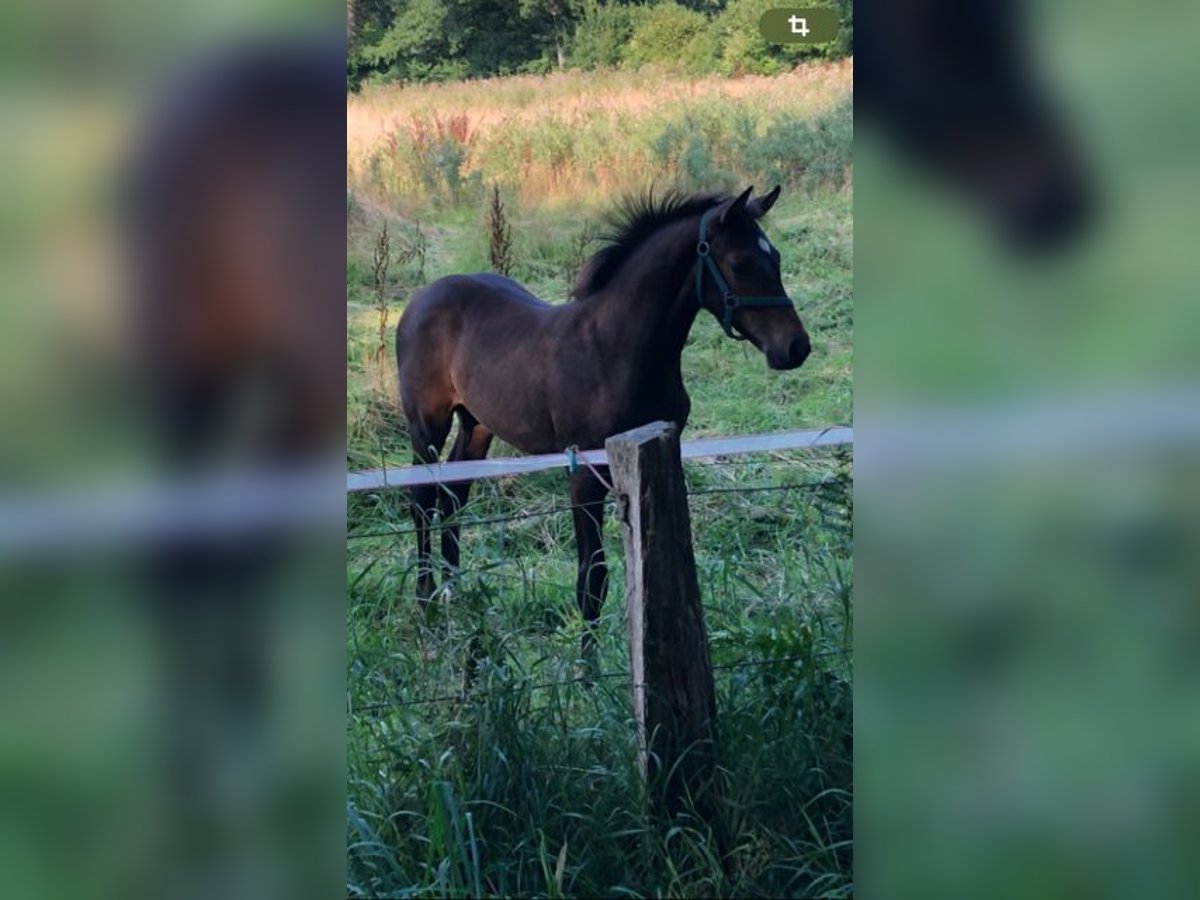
347;452;853;898
349;61;853;208
486;185;514;276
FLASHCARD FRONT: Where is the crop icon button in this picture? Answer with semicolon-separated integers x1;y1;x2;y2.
759;8;839;44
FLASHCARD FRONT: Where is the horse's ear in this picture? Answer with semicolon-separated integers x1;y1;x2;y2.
747;185;782;219
718;186;754;226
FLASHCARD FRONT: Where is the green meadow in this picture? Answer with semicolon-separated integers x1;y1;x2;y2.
347;62;854;898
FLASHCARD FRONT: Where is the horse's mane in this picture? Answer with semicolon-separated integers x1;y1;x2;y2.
571;190;726;301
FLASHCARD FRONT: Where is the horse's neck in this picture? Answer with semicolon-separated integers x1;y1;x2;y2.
589;220;699;364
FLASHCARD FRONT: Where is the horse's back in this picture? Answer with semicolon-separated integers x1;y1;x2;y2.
397;273;553;346
397;272;554;374
459;272;548;306
405;273;548;314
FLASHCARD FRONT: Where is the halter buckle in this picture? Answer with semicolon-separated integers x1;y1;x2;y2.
696;240;710;257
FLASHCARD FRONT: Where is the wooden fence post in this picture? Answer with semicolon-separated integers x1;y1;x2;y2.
606;421;721;825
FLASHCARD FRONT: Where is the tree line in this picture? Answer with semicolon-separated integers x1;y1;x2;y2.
347;0;853;88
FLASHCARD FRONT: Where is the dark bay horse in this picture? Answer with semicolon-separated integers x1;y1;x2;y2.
396;186;810;640
857;0;1090;250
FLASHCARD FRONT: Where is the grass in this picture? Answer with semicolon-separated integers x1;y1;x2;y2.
347;61;853;898
347;458;852;898
349;60;852;209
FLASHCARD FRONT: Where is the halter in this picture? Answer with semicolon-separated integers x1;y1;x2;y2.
695;206;795;340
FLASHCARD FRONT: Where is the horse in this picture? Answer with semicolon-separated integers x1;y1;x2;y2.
130;37;346;468
125;37;345;899
856;0;1091;250
395;185;810;647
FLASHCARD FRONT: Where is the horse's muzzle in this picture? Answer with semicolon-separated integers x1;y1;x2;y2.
768;332;811;370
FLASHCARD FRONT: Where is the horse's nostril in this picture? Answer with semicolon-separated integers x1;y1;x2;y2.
790;333;812;367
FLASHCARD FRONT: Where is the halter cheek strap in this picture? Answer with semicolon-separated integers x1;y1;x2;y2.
696;207;795;341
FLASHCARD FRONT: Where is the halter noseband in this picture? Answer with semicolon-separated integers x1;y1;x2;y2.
696;206;794;341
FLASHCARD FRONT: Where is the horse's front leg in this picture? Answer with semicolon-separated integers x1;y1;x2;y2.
569;469;610;661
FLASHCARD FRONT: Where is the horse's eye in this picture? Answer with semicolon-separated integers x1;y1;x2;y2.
731;258;755;277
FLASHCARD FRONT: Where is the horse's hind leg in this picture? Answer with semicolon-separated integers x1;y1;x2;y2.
439;408;494;578
407;406;452;604
569;470;610;661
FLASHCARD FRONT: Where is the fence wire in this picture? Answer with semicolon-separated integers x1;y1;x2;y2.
351;648;852;715
347;471;850;541
348;448;852;720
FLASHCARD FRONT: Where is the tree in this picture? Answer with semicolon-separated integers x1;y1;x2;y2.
520;0;585;69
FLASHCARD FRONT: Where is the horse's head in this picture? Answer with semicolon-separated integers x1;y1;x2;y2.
696;186;811;371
